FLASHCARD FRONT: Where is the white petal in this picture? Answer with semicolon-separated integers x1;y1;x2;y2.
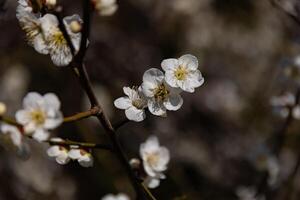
78;155;94;167
0;124;22;147
44;93;61;110
293;106;300;119
178;54;198;71
140;136;160;159
15;110;30;124
125;107;146;122
161;58;179;72
164;72;178;88
40;14;59;36
47;146;61;157
143;163;157;177
33;34;49;54
23;92;44;109
147;99;167;116
163;93;183;111
50;47;73;67
114;97;132;110
68;149;81;159
44;112;63;129
33;129;50;142
144;176;161;189
56;153;70;165
143;68;164;86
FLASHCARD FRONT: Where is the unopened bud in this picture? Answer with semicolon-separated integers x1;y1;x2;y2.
130;158;141;169
45;0;57;8
0;102;7;115
70;20;82;33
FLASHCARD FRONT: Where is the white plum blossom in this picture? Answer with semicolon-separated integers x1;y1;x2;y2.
114;87;147;122
93;0;118;16
40;14;81;66
140;136;170;189
47;138;70;165
68;148;93;167
141;68;183;116
16;92;63;142
0;124;22;149
270;92;300;119
16;8;49;55
102;193;130;200
236;186;265;200
161;54;204;93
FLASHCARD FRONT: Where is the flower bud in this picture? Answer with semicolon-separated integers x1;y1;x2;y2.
45;0;57;8
0;102;7;115
70;20;82;33
130;158;141;169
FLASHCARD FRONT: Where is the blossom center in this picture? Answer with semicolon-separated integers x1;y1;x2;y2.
52;31;67;45
30;110;46;125
132;99;144;109
174;65;188;81
154;84;169;101
146;153;160;167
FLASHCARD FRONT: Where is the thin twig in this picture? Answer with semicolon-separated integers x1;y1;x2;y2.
63;106;100;123
47;138;112;150
54;0;156;198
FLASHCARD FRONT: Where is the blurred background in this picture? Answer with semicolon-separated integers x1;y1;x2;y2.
2;0;300;199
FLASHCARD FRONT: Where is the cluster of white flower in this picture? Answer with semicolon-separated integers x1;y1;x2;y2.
270;92;300;119
47;138;94;167
139;136;170;189
92;0;118;16
114;54;204;121
16;92;63;142
101;193;129;200
16;0;82;66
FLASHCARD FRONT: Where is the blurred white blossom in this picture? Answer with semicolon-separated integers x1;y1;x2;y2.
236;186;265;200
68;148;93;167
114;87;147;122
102;193;130;200
93;0;118;16
0;123;22;149
141;68;183;116
270;92;300;119
47;138;70;165
140;136;170;189
161;54;204;93
16;92;63;142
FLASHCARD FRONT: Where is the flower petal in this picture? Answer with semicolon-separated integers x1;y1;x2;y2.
33;129;50;142
161;58;179;72
125;107;146;122
68;149;81;159
147;99;167;116
16;110;30;124
114;97;132;110
44;93;61;111
164;93;183;111
144;176;161;189
178;54;198;70
23;92;44;109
